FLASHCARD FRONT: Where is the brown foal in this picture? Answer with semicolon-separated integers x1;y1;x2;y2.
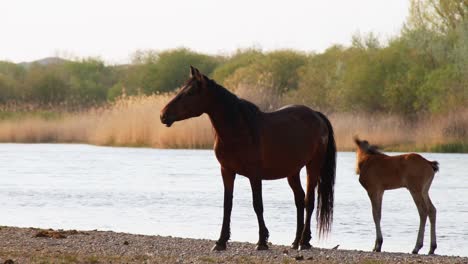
354;137;438;254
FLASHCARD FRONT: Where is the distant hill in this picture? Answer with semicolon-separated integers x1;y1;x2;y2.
19;57;69;68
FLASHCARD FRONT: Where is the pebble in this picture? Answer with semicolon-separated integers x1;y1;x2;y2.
0;226;465;264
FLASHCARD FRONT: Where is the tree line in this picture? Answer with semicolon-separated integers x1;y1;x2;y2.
0;0;466;116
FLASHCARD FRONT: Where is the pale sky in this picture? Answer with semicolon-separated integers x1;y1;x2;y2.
1;0;409;64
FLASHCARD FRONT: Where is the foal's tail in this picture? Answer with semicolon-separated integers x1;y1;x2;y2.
430;161;439;173
316;112;336;237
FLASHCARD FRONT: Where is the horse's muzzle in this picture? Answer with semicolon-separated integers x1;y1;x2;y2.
160;114;175;127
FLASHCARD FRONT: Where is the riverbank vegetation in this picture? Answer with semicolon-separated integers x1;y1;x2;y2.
0;0;466;152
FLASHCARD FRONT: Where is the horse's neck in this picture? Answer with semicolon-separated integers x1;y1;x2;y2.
206;104;251;146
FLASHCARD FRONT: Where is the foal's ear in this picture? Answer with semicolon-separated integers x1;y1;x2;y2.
353;136;361;146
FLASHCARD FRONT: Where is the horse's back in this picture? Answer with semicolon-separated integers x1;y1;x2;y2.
261;105;327;148
263;105;324;127
256;105;329;179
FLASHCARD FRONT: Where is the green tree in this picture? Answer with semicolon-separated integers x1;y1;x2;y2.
65;58;113;103
407;0;467;34
223;50;307;110
211;48;263;84
31;73;68;104
135;48;221;94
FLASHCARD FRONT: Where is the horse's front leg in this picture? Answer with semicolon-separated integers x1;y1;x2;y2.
368;191;384;252
249;177;269;250
212;168;236;251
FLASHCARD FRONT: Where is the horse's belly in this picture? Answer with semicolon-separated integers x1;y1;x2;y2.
260;166;304;180
216;152;305;180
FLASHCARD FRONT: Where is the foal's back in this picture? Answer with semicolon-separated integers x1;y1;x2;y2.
361;153;436;192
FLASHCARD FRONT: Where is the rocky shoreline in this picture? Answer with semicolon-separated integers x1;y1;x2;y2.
0;226;466;264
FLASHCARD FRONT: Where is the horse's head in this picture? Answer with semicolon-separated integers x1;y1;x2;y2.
160;66;211;127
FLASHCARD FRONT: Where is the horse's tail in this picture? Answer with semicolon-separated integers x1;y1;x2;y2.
315;112;336;237
430;161;439;173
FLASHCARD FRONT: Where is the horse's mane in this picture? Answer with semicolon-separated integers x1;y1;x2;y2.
207;78;260;142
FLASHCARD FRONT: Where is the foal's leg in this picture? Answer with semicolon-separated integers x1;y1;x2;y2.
249;177;269;250
287;173;305;249
299;163;319;250
424;193;437;254
410;191;428;254
368;191;384;252
212;168;236;251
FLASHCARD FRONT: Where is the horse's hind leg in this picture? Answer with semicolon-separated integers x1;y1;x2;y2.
368;191;384;252
299;163;319;250
410;191;428;254
287;172;305;249
424;193;437;254
249;177;269;250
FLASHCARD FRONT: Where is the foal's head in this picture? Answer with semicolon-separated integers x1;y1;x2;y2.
354;136;382;156
354;136;382;174
160;66;212;127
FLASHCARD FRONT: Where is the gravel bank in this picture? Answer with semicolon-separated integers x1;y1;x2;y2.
0;226;466;264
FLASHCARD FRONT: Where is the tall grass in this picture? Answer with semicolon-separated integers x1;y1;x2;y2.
331;111;468;152
0;95;466;152
0;95;213;149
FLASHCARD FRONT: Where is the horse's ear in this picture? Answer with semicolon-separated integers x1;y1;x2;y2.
189;66;203;81
190;65;197;77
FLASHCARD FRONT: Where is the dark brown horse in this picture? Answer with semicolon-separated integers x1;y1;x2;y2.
160;66;336;251
354;137;438;254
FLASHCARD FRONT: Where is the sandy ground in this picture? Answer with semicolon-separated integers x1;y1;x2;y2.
0;226;466;264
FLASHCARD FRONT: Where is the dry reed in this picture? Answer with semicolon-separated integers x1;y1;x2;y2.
0;95;213;149
0;95;466;152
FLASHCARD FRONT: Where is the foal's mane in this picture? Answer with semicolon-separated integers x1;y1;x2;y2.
206;78;260;142
364;145;383;155
362;144;384;155
355;137;384;156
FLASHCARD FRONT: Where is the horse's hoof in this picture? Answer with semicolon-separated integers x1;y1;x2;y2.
298;243;312;251
372;248;381;253
411;249;419;254
256;243;269;250
211;243;227;251
290;243;299;250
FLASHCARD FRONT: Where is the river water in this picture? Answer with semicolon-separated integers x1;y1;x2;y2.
0;144;466;256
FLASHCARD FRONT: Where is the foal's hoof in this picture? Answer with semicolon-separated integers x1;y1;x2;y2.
211;243;227;251
429;244;437;255
298;243;312;251
256;243;269;250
